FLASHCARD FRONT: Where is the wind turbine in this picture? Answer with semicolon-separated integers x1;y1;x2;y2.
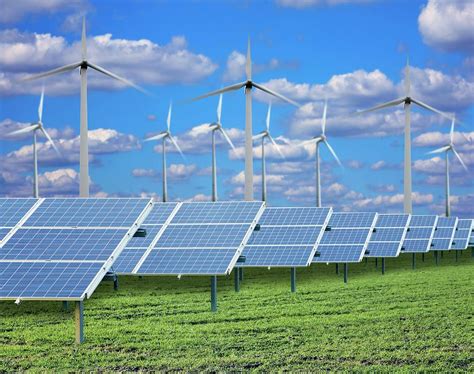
357;59;451;214
302;100;342;207
192;38;299;201
427;115;468;217
208;94;235;202
145;103;184;203
253;103;285;202
24;17;147;198
7;87;61;198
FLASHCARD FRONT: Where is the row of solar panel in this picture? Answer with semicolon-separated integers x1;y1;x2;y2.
0;199;472;303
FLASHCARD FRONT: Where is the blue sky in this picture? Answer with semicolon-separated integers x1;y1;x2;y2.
0;0;473;216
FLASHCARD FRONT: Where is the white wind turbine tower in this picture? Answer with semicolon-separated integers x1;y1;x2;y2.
145;103;184;203
302;100;342;207
208;94;236;202
253;103;285;202
192;38;299;201
357;59;451;214
24;17;147;198
427;115;468;217
7;87;61;198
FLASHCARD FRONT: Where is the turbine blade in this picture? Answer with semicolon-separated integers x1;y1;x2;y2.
411;98;451;120
324;139;342;167
300;137;320;147
322;99;328;135
145;132;168;142
219;127;236;150
87;62;149;95
167;102;172;131
190;82;246;102
23;62;82;81
253;132;266;141
427;145;451;154
246;37;252;81
38;86;44;122
268;134;285;159
168;134;185;159
41;127;62;157
356;97;405;114
217;94;223;124
266;103;271;131
452;148;468;171
252;82;300;107
82;16;87;60
405;57;410;97
7;124;39;136
450;115;455;144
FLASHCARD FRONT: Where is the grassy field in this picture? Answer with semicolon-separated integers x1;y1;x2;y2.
1;252;472;372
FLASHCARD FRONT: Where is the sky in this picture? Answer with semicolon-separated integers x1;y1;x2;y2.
0;0;473;217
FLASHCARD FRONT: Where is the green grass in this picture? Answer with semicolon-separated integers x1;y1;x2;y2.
1;252;473;372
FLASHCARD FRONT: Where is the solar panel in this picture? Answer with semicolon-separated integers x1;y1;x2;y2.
23;198;150;228
451;219;473;250
0;198;153;301
431;216;458;251
240;207;332;267
313;212;377;263
111;248;148;274
0;198;38;243
133;201;264;275
365;214;410;257
401;215;438;253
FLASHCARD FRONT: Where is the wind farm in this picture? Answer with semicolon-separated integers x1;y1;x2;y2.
0;1;473;372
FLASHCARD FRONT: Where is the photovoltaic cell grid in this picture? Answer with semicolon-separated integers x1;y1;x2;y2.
401;215;438;253
135;201;264;275
451;219;473;250
431;216;458;251
365;214;410;257
0;198;38;242
0;198;152;300
113;202;178;274
240;207;332;267
313;212;377;263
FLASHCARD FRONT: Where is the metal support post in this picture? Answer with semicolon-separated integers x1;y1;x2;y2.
210;276;217;312
381;258;385;275
234;269;240;292
75;301;84;344
344;263;348;284
290;267;296;293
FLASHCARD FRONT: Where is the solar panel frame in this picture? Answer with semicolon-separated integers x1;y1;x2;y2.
240;207;332;268
365;214;410;258
313;212;378;263
0;198;154;301
430;216;458;251
401;215;439;253
131;201;265;276
451;219;473;250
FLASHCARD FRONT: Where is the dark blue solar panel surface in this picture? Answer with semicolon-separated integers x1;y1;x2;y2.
0;228;127;261
452;219;473;250
313;212;376;263
135;201;264;275
23;198;150;227
155;225;250;248
375;214;410;228
0;262;103;299
125;225;162;248
431;217;458;251
0;228;12;242
401;215;438;253
171;202;262;224
241;207;331;267
365;214;409;257
0;199;37;227
112;248;148;274
138;248;237;275
246;226;324;246
256;207;331;226
366;242;400;255
141;203;178;224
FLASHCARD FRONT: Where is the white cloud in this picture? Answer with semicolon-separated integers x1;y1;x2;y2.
370;160;401;171
223;51;247;81
132;164;198;181
413;131;474;152
353;192;434;211
418;0;474;53
0;29;218;95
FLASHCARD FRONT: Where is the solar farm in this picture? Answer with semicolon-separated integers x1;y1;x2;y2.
1;197;473;371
